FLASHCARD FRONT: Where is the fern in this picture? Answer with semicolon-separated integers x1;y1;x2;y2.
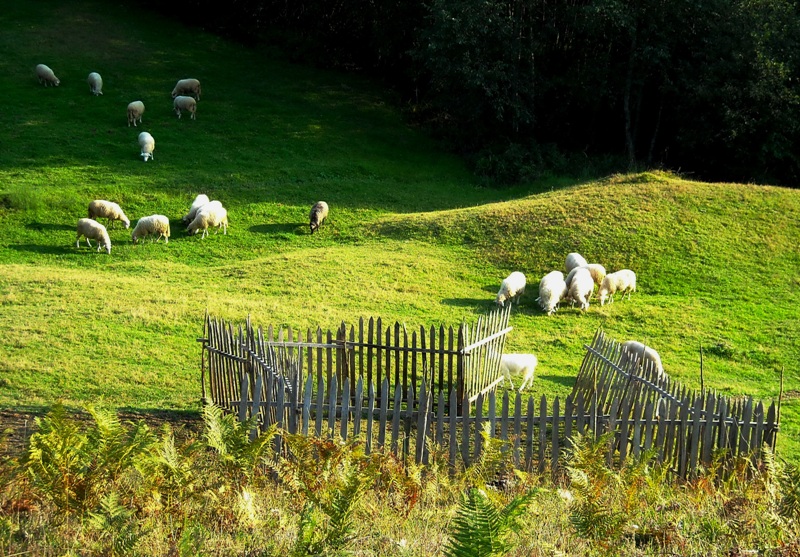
87;491;139;556
201;403;276;478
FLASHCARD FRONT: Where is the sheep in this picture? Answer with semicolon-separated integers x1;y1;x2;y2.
87;72;103;95
35;64;60;87
187;201;228;238
500;353;538;392
75;218;111;254
127;101;145;127
536;271;568;315
495;271;526;308
138;131;155;162
173;95;196;119
598;269;637;306
132;215;170;244
565;263;607;297
88;200;130;229
171;78;201;100
619;340;665;380
309;201;329;234
566;267;594;311
182;194;210;223
565;252;588;274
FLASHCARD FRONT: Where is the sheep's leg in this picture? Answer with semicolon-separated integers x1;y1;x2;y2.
86;238;92;248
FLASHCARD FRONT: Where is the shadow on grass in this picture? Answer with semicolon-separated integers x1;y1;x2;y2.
10;244;73;255
538;375;578;389
441;297;494;310
249;223;305;235
26;222;74;232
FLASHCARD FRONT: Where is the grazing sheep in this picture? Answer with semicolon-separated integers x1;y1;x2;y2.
88;200;130;229
187;201;228;238
138;131;155;161
619;340;665;380
127;101;145;127
171;78;201;100
173;95;196;119
87;72;103;95
566;267;594;311
598;269;637;306
565;252;588;274
536;271;568;315
35;64;60;87
565;263;607;294
182;194;210;223
75;218;111;254
500;353;538;392
495;271;526;308
132;215;170;244
309;201;329;234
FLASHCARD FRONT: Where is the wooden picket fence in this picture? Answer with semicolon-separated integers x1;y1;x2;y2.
200;316;780;479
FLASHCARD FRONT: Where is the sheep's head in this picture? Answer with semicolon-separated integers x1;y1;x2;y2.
495;294;506;308
122;217;130;229
598;289;609;305
140;151;152;162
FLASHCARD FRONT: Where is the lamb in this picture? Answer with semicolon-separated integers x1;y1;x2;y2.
565;252;588;273
173;95;196;119
87;72;103;95
182;194;210;223
138;131;155;161
566;267;594;311
75;218;111;254
309;201;329;234
619;340;665;380
536;271;568;315
598;269;637;306
88;200;130;229
132;215;170;244
495;271;526;308
187;201;228;238
500;353;538;392
35;64;60;87
171;78;201;100
127;101;145;127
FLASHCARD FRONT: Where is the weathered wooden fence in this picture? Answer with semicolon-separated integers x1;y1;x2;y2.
201;319;779;479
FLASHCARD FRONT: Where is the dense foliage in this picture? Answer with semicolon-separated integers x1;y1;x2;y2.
140;0;800;186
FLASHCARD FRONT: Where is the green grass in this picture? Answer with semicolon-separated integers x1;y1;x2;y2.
1;0;799;462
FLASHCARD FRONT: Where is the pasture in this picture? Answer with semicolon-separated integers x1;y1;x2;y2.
1;0;799;465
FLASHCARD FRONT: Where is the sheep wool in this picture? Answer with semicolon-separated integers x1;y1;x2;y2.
35;64;59;87
87;72;103;95
495;271;526;308
500;353;538;392
619;340;665;380
76;218;111;254
565;252;588;274
132;215;170;244
187;201;228;238
309;201;329;234
88;200;130;229
536;271;568;316
598;269;637;306
127;101;145;127
567;267;594;311
138;131;155;162
173;95;196;119
171;78;201;100
182;194;210;223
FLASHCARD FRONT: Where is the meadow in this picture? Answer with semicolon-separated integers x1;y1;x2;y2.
1;0;799;469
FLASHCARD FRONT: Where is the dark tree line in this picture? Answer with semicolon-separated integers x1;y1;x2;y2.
145;0;800;186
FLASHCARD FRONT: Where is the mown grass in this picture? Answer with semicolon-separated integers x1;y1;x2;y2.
1;0;799;464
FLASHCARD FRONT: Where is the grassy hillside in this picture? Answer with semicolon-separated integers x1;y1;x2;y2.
1;0;799;461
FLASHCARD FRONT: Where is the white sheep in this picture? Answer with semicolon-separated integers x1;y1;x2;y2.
500;353;538;392
598;269;637;306
173;95;196;119
87;72;103;95
309;201;329;233
88;200;130;229
132;215;170;244
35;64;60;87
536;271;568;315
495;271;526;308
75;218;111;254
182;194;210;223
127;101;145;127
565;252;588;274
171;78;201;100
619;340;665;380
187;201;228;238
566;267;594;311
138;131;155;162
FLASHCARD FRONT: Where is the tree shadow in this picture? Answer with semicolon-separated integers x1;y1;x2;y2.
249;223;305;235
